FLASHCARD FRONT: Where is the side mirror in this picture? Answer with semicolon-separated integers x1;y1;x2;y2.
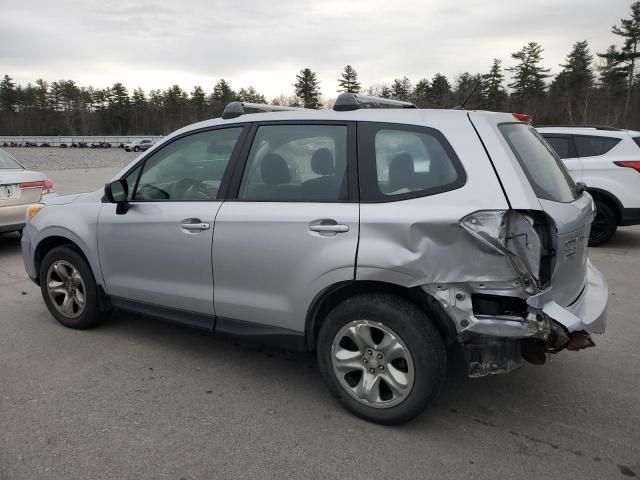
576;182;587;195
104;179;130;214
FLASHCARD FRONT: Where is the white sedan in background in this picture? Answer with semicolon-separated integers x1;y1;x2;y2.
0;149;55;234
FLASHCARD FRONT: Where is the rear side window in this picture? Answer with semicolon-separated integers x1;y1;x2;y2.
238;124;348;202
499;123;577;203
542;135;575;159
634;137;640;148
358;122;465;201
574;135;621;157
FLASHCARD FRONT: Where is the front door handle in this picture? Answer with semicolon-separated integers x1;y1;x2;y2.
309;224;349;233
180;220;211;232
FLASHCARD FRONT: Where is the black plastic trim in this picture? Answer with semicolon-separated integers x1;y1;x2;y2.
215;317;306;351
621;207;640;226
110;296;215;331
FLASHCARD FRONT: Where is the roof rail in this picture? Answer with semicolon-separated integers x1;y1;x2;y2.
222;101;308;120
536;124;623;131
333;93;417;111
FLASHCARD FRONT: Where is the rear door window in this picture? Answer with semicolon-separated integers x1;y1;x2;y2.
499;123;577;203
574;135;621;157
541;135;576;159
633;137;640;148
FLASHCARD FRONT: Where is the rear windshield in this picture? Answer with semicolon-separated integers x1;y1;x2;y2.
0;150;23;169
499;123;577;203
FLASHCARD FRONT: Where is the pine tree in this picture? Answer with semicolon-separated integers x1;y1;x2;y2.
482;59;507;111
453;72;483;108
190;86;206;119
412;79;430;107
338;65;361;93
507;42;550;111
391;76;412;101
294;68;321;109
551;41;595;123
429;73;452;108
237;86;267;103
0;75;17;112
210;79;236;116
602;1;640;121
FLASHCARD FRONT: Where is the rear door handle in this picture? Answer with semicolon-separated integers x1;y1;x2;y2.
309;224;349;233
180;221;211;231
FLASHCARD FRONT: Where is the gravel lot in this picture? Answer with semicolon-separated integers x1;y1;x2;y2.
1;150;639;480
10;147;137;171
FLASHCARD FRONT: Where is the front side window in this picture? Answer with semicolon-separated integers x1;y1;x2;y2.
574;135;621;158
500;123;577;203
358;123;465;201
133;127;242;201
238;124;348;202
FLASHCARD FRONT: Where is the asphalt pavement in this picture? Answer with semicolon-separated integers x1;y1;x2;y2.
1;161;639;480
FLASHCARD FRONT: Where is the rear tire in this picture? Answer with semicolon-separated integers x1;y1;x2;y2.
589;201;617;247
317;293;446;425
40;245;111;329
133;146;140;152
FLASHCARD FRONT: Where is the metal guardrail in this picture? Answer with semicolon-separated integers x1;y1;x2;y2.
0;135;164;147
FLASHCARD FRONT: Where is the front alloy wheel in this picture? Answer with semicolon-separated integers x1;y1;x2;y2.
46;260;87;318
332;320;415;408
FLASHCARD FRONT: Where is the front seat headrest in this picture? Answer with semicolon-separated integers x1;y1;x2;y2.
388;153;415;191
260;153;291;185
311;148;334;176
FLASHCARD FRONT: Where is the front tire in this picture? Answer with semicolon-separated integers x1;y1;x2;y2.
40;245;111;329
317;293;446;425
589;201;617;246
133;146;140;152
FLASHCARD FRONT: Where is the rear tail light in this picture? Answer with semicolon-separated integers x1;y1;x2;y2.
512;113;532;124
42;179;55;194
613;161;640;173
19;179;55;195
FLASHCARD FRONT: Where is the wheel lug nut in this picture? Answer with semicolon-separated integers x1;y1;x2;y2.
379;365;385;370
367;350;372;356
370;368;375;374
363;358;368;364
377;354;383;359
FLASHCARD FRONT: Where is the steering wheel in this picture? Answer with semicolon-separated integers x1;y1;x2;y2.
172;178;212;200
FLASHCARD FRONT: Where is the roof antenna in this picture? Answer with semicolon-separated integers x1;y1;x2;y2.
454;78;482;110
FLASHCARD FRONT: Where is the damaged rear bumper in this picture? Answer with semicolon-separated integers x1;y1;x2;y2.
528;259;607;335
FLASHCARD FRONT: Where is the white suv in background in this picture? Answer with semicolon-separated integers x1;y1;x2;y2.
537;126;640;246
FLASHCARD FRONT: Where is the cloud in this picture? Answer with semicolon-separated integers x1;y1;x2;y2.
0;0;630;98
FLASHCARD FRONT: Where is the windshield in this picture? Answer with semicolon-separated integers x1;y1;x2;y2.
499;123;577;203
0;150;23;169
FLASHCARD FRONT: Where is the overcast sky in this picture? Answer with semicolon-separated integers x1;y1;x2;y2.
0;0;633;99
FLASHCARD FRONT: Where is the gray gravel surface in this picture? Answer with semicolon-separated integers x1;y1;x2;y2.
1;164;639;480
8;147;138;171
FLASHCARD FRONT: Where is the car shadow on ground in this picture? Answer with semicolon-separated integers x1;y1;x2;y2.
0;231;22;256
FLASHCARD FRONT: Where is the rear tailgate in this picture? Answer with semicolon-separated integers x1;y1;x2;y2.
468;112;592;308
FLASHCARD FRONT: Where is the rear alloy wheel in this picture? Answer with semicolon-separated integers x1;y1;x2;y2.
317;293;446;425
589;201;617;247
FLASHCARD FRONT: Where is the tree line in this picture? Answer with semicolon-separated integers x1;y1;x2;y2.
1;2;639;136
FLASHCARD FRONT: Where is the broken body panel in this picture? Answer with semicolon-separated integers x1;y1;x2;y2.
357;111;608;377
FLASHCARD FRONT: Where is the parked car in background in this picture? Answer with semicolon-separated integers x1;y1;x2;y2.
0;149;55;234
22;96;607;424
124;139;154;152
537;125;640;246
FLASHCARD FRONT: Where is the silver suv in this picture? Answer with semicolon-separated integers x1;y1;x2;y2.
21;95;608;424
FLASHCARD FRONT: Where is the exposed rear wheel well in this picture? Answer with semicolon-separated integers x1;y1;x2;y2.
305;280;458;351
588;189;622;225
